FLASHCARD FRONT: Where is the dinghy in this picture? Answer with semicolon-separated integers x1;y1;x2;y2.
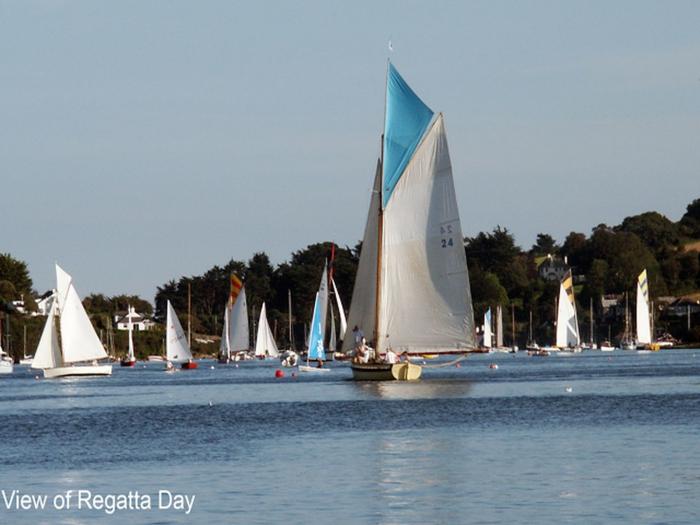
218;276;250;363
254;303;279;360
343;63;477;380
298;291;330;373
31;264;112;378
165;300;197;370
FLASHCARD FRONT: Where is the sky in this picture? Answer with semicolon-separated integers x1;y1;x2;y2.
1;0;699;301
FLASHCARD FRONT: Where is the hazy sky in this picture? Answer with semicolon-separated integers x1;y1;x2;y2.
2;0;699;301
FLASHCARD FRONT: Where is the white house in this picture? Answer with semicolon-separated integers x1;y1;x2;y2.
114;308;156;331
538;255;569;282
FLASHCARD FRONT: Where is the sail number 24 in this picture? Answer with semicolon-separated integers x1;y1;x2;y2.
440;224;454;248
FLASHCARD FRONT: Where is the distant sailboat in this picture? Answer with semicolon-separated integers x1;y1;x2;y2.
254;302;279;359
554;270;581;352
636;269;653;350
219;279;250;363
166;300;197;370
343;63;476;380
482;308;493;351
299;292;330;373
620;292;636;350
331;277;347;342
120;305;137;367
31;264;112;378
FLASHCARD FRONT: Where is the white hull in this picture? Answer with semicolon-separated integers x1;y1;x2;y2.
298;364;331;373
600;346;615;352
0;361;13;374
43;364;112;379
19;358;33;365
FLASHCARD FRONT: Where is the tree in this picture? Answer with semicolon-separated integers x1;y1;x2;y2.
530;233;558;256
616;211;680;255
679;198;700;237
0;254;32;296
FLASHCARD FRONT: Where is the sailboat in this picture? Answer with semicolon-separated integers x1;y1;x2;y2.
482;308;493;351
620;292;636;350
218;279;250;363
31;264;112;378
635;269;656;351
120;305;137;367
343;63;476;380
254;302;279;359
553;270;581;354
165;300;197;370
493;304;510;352
299;292;331;373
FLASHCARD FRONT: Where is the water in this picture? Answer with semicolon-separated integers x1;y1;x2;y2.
1;350;699;524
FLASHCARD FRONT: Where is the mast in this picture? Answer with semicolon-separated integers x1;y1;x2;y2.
187;281;192;348
288;289;293;351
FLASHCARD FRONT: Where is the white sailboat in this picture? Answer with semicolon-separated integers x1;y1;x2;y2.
554;270;581;353
254;302;279;359
344;62;476;380
299;291;331;373
120;305;137;367
166;300;197;369
31;264;112;378
219;284;250;363
482;308;493;351
636;269;653;350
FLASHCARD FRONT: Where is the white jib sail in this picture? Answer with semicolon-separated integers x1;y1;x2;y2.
229;286;250;352
555;283;580;347
255;302;279;357
331;277;347;341
636;270;652;344
60;283;108;363
483;308;492;348
166;300;193;363
31;297;62;369
342;164;381;353
127;305;135;360
329;303;337;353
379;115;476;353
55;263;73;310
219;305;230;358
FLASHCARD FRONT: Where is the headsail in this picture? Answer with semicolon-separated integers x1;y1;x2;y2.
31;297;62;369
166;300;193;363
219;305;230;359
636;269;652;344
555;271;580;347
331;277;347;341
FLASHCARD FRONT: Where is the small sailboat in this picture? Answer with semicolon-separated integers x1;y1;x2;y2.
165;300;197;370
298;292;331;373
31;264;112;378
635;269;658;351
254;303;279;359
554;270;581;354
343;63;476;380
120;305;137;367
620;292;636;350
219;279;250;363
482;308;493;351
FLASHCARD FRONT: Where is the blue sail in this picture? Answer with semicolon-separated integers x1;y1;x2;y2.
382;63;434;208
308;292;326;360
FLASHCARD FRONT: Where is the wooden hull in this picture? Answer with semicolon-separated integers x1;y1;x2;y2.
351;362;422;381
43;365;113;379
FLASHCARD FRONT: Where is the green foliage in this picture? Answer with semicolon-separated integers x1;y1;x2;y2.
616;211;680;256
530;233;558;256
0;254;32;297
679;198;700;237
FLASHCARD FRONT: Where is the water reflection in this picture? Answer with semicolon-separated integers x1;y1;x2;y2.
352;379;473;400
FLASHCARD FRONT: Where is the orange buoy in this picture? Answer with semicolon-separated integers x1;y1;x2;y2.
275;369;285;378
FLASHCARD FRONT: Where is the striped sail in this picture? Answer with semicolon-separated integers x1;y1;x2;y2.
555;270;580;347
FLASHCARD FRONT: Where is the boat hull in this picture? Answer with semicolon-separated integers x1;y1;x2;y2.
351;362;422;381
43;365;113;379
0;361;13;374
181;361;198;369
120;359;136;367
298;364;331;373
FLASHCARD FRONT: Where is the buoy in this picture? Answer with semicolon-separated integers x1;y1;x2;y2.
210;365;215;369
34;375;40;380
565;386;573;393
208;400;213;407
235;364;239;368
489;363;498;369
275;369;284;378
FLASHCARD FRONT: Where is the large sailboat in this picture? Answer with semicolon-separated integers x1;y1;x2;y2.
218;276;250;363
554;270;581;352
254;302;279;359
343;63;476;380
31;264;112;378
165;300;198;370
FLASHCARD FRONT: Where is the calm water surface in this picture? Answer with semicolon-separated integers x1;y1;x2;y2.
1;350;699;524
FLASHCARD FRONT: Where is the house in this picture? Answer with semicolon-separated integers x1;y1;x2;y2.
35;292;55;316
538;255;570;282
114;308;156;331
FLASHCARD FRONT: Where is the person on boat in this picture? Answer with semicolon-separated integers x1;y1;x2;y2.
385;348;398;364
353;339;371;364
352;326;364;349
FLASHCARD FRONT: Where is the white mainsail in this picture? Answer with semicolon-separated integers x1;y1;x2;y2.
60;282;108;363
229;286;250;352
127;305;135;361
483;308;492;349
254;302;279;358
636;269;652;345
555;272;580;348
166;300;193;363
331;277;347;341
496;305;504;347
31;297;62;369
317;261;329;345
378;115;475;353
328;304;337;353
342;165;380;353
